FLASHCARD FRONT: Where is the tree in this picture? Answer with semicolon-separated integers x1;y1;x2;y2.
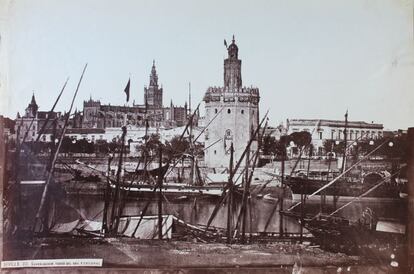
290;131;312;148
95;140;109;154
260;135;278;156
135;134;165;158
354;135;408;160
289;131;312;157
164;135;190;160
145;134;164;155
323;139;345;155
269;135;291;160
76;139;89;154
109;139;118;153
60;136;73;154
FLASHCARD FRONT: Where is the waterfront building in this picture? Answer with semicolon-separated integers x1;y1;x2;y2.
203;36;260;168
14;94;62;142
0;116;15;140
286;118;384;155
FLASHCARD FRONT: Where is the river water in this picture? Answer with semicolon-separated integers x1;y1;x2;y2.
20;185;407;234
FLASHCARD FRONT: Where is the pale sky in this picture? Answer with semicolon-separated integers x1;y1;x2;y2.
1;0;413;130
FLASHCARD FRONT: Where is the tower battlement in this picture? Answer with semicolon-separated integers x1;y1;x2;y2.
204;87;260;105
83;98;101;107
205;86;259;94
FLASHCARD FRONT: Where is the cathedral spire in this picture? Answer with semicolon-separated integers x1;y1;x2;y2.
149;60;158;87
144;60;163;109
31;92;37;105
26;92;39;117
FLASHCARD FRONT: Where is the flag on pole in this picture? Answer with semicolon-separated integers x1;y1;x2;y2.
124;78;130;102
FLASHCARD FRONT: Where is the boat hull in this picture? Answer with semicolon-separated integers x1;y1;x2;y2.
285;176;404;199
112;183;225;198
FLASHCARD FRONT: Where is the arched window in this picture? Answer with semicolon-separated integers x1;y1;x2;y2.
241;110;244;114
227;109;231;114
215;109;218;114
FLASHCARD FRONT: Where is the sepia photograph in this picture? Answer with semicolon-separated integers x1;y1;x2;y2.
1;0;414;273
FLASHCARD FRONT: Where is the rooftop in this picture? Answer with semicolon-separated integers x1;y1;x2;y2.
288;119;383;130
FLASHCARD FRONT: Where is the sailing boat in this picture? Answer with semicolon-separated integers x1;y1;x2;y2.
98;105;223;199
284;112;406;200
280;113;407;253
283;208;406;254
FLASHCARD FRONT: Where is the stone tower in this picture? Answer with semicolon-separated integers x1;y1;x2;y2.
224;35;242;90
204;37;260;168
25;93;39;118
82;97;101;128
144;60;163;108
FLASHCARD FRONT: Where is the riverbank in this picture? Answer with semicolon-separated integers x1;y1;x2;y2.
3;237;404;272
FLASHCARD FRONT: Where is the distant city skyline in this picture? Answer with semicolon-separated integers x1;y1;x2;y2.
1;0;413;130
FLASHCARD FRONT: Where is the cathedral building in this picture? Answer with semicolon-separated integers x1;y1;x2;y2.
81;61;189;129
15;62;191;144
204;37;260;168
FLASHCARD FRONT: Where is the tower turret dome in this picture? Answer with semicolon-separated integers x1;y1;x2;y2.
227;35;238;59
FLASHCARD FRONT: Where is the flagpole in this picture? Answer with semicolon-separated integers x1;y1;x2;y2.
188;82;191;116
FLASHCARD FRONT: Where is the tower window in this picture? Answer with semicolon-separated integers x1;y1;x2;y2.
215;109;218;114
214;150;217;155
227;109;231;114
241;110;244;114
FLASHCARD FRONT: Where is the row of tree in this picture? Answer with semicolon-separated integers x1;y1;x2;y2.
20;134;198;161
260;131;312;159
21;130;407;161
260;131;407;160
137;134;202;161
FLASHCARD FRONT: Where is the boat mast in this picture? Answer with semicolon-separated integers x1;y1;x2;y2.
157;146;163;239
101;155;113;234
189;112;194;185
34;64;87;233
143;97;149;181
341;111;348;175
130;104;201;238
35;78;69;143
226;143;234;244
206;112;269;230
109;125;127;234
188;82;196;186
334;111;348;209
239;120;267;243
301;144;313;242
